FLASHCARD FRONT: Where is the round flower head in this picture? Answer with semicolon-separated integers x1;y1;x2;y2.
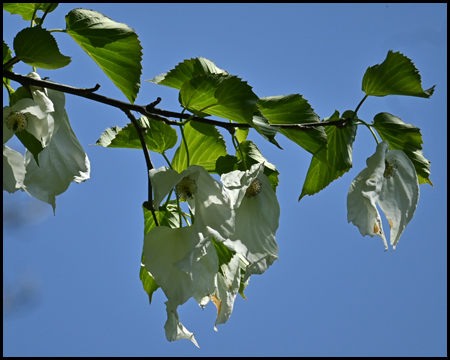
175;176;198;201
3;98;49;145
4;112;28;133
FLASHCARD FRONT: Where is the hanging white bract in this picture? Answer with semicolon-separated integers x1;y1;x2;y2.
347;141;419;250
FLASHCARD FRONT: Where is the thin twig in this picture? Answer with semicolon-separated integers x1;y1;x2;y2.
123;110;159;227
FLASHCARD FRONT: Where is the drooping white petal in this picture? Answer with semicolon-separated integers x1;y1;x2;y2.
149;166;185;209
184;166;234;243
24;112;90;212
378;150;419;249
27;72;55;113
20;101;54;148
175;232;218;306
347;142;388;249
3;145;27;193
143;225;217;308
164;301;199;347
212;253;241;331
222;163;280;280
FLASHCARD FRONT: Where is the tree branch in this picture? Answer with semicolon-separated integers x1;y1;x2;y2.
3;70;352;133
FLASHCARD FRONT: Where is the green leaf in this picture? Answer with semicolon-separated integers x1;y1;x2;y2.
171;121;227;173
235;127;249;143
95;116;177;154
3;40;13;66
65;8;142;103
258;95;328;165
141;204;181;304
299;110;358;201
236;140;279;191
372;112;432;186
3;3;58;21
211;238;235;273
215;155;238;175
139;252;159;305
9;85;32;107
147;57;229;90
252;110;282;149
14;27;71;69
3;40;13;90
180;74;259;127
16;130;43;166
362;50;435;98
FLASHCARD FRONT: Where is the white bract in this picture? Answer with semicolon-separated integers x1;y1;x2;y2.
3;145;27;193
347;141;419;250
221;163;280;280
149;165;234;242
3;72;58;148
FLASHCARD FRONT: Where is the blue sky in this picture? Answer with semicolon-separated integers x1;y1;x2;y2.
3;3;447;356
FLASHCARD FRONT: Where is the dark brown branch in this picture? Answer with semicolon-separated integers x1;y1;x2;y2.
3;70;352;133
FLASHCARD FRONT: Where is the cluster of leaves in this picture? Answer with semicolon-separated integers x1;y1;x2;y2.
3;3;435;347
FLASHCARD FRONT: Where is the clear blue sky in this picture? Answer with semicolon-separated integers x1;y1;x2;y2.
3;3;447;356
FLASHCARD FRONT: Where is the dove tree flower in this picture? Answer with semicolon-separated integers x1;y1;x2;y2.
144;163;281;345
144;165;236;345
3;72;57;148
3;72;90;211
347;141;419;250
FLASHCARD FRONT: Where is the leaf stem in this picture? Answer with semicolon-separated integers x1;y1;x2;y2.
161;152;173;169
353;95;379;144
232;133;247;170
354;94;368;116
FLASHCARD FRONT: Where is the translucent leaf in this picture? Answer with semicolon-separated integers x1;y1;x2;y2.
3;3;58;21
14;27;71;69
95;116;177;154
65;8;142;103
299;110;358;200
235;140;279;191
180;74;258;126
147;57;229;90
373;112;432;186
362;50;435;98
171;121;226;173
258;95;328;165
235;127;249;143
